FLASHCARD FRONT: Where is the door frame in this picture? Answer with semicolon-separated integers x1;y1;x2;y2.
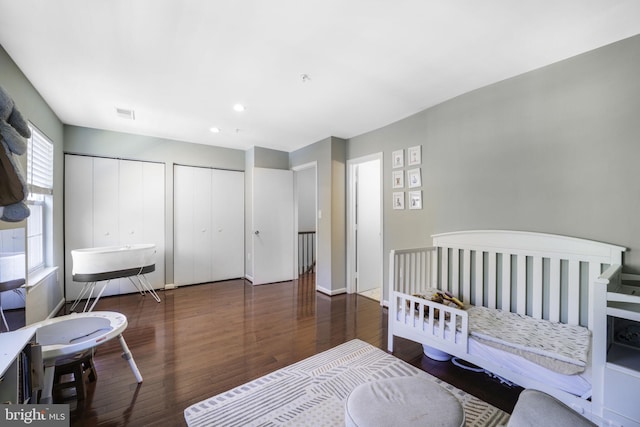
292;161;318;286
346;153;383;301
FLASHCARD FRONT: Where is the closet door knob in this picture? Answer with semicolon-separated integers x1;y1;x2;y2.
254;230;260;235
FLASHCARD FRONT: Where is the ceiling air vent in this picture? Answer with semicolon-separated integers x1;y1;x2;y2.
116;107;135;120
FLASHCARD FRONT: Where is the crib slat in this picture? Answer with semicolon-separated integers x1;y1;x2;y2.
532;256;543;319
462;249;471;304
549;258;561;323
430;249;437;288
420;250;427;290
413;251;421;294
448;314;457;343
488;251;497;309
516;255;527;315
587;262;600;330
567;259;580;325
409;252;417;294
441;247;449;292
474;251;483;306
399;254;406;294
418;301;425;330
451;248;460;297
437;308;445;338
501;254;511;312
427;300;435;334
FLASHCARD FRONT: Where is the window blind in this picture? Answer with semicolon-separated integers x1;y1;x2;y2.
27;125;54;195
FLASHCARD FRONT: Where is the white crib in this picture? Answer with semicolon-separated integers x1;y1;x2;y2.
388;230;631;425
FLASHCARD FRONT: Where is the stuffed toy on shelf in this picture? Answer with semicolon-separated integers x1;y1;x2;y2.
0;85;31;222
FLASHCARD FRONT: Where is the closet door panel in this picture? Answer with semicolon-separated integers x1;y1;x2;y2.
192;167;213;284
64;155;94;300
92;157;121;297
92;158;120;247
118;160;144;246
211;169;244;280
174;166;244;286
118;160;166;294
66;156;166;299
141;162;166;289
174;165;195;286
117;160;143;295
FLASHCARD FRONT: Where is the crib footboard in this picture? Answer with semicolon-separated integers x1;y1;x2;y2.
389;291;469;356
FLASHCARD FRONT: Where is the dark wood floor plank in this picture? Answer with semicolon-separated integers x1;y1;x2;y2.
27;276;519;426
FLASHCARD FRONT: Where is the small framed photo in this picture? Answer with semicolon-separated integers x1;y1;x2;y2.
392;170;404;189
393;192;405;210
392;149;404;168
409;191;422;210
408;145;421;166
407;168;421;188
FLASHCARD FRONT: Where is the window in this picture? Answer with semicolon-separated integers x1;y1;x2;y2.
26;124;53;272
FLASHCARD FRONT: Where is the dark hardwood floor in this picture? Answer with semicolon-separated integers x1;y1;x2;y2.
10;275;522;426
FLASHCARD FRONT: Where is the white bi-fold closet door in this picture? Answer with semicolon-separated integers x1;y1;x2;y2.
64;154;166;300
173;165;244;286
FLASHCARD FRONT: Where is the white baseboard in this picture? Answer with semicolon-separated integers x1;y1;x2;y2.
316;285;346;296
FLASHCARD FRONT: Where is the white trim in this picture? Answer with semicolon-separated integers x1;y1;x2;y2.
26;266;58;289
346;153;383;305
316;285;346;296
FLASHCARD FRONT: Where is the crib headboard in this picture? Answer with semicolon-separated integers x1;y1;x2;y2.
430;230;626;328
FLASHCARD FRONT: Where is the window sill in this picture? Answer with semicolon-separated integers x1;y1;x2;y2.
26;266;58;288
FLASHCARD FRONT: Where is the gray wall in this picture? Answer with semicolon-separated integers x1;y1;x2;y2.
348;34;640;300
0;45;64;270
290;137;346;295
64;125;245;284
296;167;316;232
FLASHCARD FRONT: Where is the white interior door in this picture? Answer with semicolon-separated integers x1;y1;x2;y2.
192;167;213;284
64;155;94;300
355;160;382;294
252;167;294;285
211;169;244;280
173;165;196;286
92;157;120;297
174;165;244;286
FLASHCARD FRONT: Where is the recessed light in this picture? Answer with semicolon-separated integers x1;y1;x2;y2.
209;127;220;133
233;104;245;112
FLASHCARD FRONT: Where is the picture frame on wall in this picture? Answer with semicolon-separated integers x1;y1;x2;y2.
392;149;404;168
392;170;404;189
408;145;421;166
393;192;405;210
409;191;422;209
407;168;421;188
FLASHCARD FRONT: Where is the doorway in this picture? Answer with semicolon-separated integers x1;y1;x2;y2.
293;163;317;286
347;154;383;303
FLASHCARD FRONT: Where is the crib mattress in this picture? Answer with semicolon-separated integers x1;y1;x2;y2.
467;334;591;397
396;309;591;397
467;306;590;374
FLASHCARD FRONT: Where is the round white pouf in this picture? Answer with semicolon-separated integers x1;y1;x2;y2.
345;377;465;427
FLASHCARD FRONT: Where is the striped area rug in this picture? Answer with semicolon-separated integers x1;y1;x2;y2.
184;339;510;427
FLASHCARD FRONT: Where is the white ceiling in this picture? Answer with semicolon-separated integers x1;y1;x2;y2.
1;1;640;153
